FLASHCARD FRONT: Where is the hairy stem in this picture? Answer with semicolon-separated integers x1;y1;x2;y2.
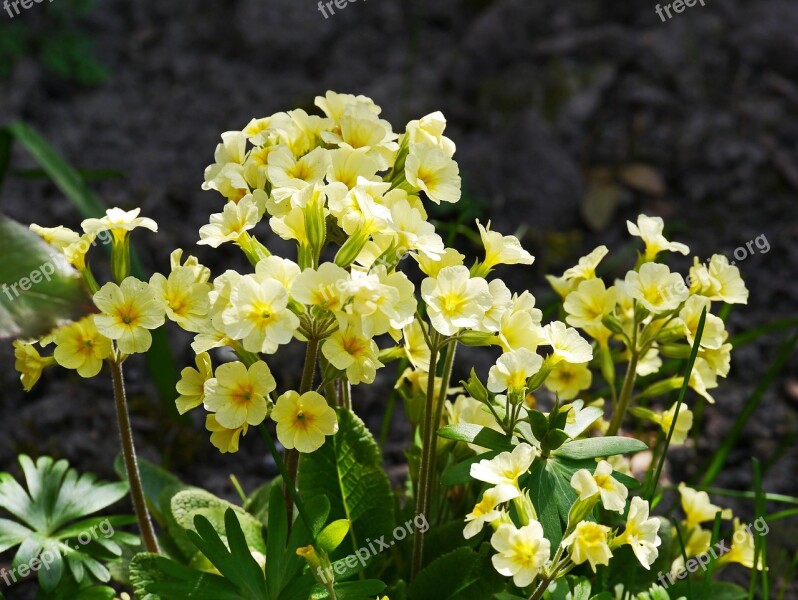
111;358;159;553
411;332;441;577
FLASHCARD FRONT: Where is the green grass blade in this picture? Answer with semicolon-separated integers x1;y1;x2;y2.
647;308;706;500
700;333;798;487
729;317;798;347
750;458;768;599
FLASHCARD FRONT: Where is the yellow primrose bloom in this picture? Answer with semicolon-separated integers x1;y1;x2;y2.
13;341;56;391
563;278;617;330
613;497;661;569
170;249;211;284
471;443;538;489
652;403;693;445
254;256;301;290
627;214;689;260
406;111;456;157
413;247;465;278
267;145;330;189
624;262;688;314
322;316;384;385
498;292;543;353
474;279;512;334
82;207;158;243
198;196;260;248
205;414;248;454
670;526;712;575
326;147;380;190
688;357;719;403
222;275;299;354
487;348;543;395
463;485;519;539
315;91;381;122
290;262;350;312
93;278;166;355
53;317;113;378
321;107;398;168
176;352;213;415
149;267;211;333
706;255;749;304
675;295;725;349
490;522;551;587
540;321;593;365
271;390;339;453
563;245;609;280
546;273;579;300
563;521;613;572
405;143;461;204
402;320;431;372
204;361;276;429
678;483;731;529
699;339;731;378
63;233;97;272
545;361;592;400
29;224;80;251
716;518;767;570
420;266;492;336
570;460;628;513
476;220;534;272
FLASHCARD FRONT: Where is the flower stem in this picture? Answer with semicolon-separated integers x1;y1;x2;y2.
426;340;457;517
110;358;159;553
607;350;639;436
284;337;320;527
411;332;441;578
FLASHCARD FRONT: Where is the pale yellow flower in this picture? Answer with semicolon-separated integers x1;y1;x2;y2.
53;317;113;378
93;278;166;355
570;460;628;513
198;196;260;248
540;321;593;365
490;522;550;587
463;485;519;539
204;361;276;429
624;262;688;314
81;207;158;243
322;316;384;385
487;348;543;395
627;214;689;260
476;220;534;272
471;444;538;489
271;390;338;453
206;414;248;454
545;362;592;400
613;497;661;569
405;143;461;204
562;521;613;573
678;483;731;529
13;341;56;391
421;266;491;336
563;246;609;280
176;352;213;415
149;267;211;333
29;224;80;251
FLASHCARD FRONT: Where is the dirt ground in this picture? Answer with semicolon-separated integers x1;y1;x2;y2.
0;0;797;596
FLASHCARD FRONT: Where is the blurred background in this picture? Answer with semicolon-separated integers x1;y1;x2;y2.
0;0;796;594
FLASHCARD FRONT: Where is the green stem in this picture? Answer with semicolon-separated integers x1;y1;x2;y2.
427;340;457;515
110;358;159;553
607;315;639;436
411;332;441;578
284;337;319;526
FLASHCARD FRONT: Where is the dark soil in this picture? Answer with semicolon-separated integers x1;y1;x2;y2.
0;0;797;597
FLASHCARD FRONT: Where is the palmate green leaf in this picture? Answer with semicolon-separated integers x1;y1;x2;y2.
0;456;135;591
0;215;94;340
130;552;245;600
553;436;648;460
298;409;395;558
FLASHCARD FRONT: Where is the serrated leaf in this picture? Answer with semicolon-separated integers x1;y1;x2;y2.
0;215;94;340
298;409;395;558
171;489;266;554
553;436;647;460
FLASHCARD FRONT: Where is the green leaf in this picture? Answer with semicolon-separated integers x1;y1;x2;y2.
407;547;503;600
440;451;500;486
437;424;514;451
171;489;266;554
0;455;136;591
317;519;350;554
130;552;245;600
299;409;396;558
553;436;648;460
0;215;94;340
114;455;189;524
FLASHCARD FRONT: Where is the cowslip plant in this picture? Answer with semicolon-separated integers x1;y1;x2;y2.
10;91;767;599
